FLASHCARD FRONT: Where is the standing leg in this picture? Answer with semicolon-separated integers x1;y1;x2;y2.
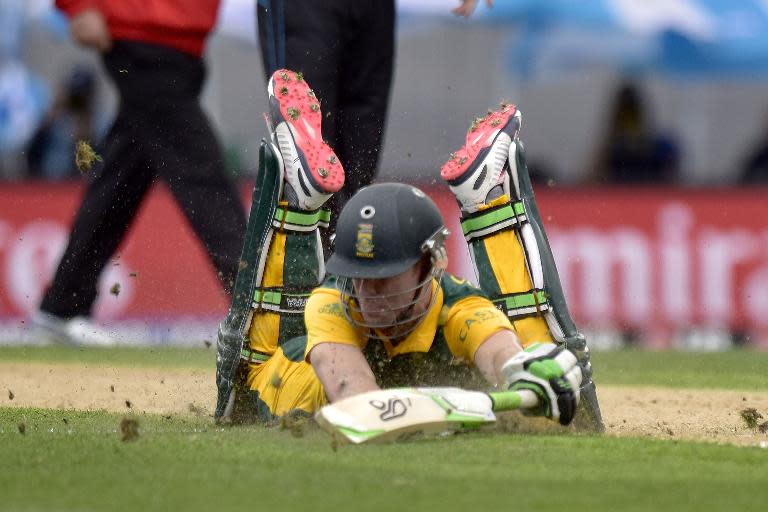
257;0;394;247
330;0;395;225
258;0;342;152
258;0;342;255
152;99;246;294
146;46;247;296
39;67;153;321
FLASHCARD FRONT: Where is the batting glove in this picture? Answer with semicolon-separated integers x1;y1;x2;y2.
501;342;582;425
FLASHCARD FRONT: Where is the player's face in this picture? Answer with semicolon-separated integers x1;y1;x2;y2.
352;262;430;332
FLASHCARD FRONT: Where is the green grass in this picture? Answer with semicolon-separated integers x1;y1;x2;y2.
2;346;767;389
591;349;768;390
1;407;766;512
0;345;214;368
2;350;767;510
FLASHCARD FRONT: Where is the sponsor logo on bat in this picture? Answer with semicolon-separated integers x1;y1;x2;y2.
369;397;411;421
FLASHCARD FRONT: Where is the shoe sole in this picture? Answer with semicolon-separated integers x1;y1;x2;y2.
268;69;344;194
440;104;521;184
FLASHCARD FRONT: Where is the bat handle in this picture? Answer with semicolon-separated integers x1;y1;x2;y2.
488;389;539;412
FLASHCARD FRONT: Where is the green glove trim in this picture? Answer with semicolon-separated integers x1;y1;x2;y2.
508;381;551;417
488;391;523;412
527;359;565;380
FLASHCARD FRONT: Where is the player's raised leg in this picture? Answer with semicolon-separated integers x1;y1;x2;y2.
215;69;343;422
440;105;604;432
268;69;344;211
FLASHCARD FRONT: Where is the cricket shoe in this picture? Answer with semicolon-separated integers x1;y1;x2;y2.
31;311;117;347
441;103;522;213
268;69;344;211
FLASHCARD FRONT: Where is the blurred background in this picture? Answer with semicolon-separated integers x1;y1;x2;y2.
1;0;767;350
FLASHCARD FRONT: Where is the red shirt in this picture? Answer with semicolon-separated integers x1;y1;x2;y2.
55;0;220;57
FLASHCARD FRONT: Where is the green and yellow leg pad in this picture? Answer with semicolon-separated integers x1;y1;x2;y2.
457;140;604;432
247;225;324;356
216;140;283;420
464;198;554;348
215;140;330;421
237;222;325;423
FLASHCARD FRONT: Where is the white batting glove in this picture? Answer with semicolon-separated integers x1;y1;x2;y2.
501;342;582;425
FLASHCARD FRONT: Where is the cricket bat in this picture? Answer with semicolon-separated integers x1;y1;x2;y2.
315;387;539;444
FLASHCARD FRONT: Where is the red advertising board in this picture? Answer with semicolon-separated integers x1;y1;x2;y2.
1;182;767;346
0;183;230;322
528;187;768;335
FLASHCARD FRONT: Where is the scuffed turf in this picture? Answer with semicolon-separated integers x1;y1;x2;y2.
2;346;767;389
1;407;766;512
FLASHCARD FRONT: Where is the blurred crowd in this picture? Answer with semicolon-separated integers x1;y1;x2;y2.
1;67;96;180
21;65;106;180
2;2;768;185
6;58;768;186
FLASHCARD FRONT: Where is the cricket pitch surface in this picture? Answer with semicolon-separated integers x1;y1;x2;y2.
2;360;767;446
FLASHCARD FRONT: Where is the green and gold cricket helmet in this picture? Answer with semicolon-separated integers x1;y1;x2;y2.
326;182;448;279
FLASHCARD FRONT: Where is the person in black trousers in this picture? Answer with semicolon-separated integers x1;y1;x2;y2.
34;2;247;345
257;0;394;240
256;0;491;245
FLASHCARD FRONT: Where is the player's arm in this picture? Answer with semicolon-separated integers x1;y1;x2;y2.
473;329;522;387
304;286;379;402
308;342;379;402
446;296;582;425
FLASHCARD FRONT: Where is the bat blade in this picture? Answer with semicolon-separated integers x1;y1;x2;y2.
315;387;497;444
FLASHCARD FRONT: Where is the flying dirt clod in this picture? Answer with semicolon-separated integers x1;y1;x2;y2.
120;418;139;442
75;140;103;173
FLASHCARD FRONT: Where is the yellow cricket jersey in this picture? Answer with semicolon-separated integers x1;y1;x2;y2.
304;273;513;389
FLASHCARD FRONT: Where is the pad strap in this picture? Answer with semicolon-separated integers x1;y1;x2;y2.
493;289;550;319
272;206;331;232
461;200;526;241
252;287;310;314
